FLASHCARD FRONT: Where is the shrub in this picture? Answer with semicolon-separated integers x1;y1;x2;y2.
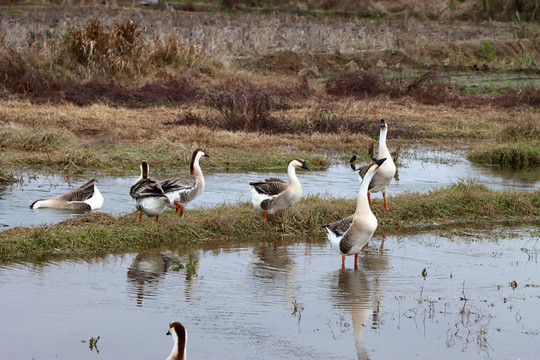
207;77;283;132
325;71;387;98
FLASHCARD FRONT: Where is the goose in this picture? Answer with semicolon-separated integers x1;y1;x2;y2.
129;161;169;223
160;148;209;217
30;178;103;210
249;158;310;226
325;157;386;269
166;321;187;360
351;119;396;210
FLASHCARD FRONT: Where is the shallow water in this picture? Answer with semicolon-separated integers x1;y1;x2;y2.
0;150;538;229
0;229;538;359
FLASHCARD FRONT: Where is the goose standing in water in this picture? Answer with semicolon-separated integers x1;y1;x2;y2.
351;119;396;210
249;158;310;227
30;178;103;210
166;321;187;360
160;148;209;217
325;157;386;269
130;161;169;223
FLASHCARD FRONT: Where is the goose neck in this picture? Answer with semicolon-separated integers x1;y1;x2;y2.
379;128;389;150
190;153;203;178
287;164;300;185
355;171;375;214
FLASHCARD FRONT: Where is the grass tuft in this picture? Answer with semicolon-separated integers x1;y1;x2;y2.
0;186;537;259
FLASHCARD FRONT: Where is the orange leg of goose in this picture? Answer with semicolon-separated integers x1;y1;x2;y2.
341;255;346;269
173;200;185;217
263;212;271;228
274;212;283;223
155;215;159;223
139;212;143;223
367;192;372;205
383;193;391;211
354;254;359;269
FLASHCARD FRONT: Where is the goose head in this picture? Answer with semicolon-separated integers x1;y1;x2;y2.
289;158;311;171
358;157;387;180
190;148;209;175
193;148;210;160
380;118;387;130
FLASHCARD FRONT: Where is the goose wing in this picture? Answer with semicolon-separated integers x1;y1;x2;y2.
324;215;353;237
130;179;166;199
161;175;197;193
57;178;97;202
249;178;287;196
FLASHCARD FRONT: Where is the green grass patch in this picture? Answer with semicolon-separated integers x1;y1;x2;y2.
1;181;538;259
468;141;540;169
0;142;331;175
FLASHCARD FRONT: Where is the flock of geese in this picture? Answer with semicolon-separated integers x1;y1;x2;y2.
29;119;396;360
30;119;396;269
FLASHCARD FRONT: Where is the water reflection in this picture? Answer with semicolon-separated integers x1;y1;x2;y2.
126;250;199;307
249;238;298;306
327;248;389;360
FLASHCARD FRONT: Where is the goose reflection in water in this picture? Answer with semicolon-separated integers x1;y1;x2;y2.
127;250;197;307
328;249;389;360
249;238;298;305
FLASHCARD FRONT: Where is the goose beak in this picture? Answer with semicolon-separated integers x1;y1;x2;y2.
380;119;386;128
302;161;310;171
166;330;171;336
203;149;210;157
373;157;387;166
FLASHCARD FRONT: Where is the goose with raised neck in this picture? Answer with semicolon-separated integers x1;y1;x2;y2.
129;160;169;223
249;158;310;227
325;157;386;269
160;148;209;217
369;119;396;210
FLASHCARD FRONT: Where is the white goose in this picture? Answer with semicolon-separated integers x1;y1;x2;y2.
249;158;310;226
30;178;103;211
325;157;386;269
350;119;396;210
160;148;209;217
129;161;169;223
166;321;187;360
369;119;396;210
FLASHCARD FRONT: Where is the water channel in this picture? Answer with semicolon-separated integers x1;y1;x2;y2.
1;149;538;229
0;229;538;359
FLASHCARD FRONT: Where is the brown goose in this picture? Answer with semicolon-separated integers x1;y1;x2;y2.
160;148;209;217
30;178;103;211
166;321;187;360
325;157;386;269
249;158;310;226
129;161;169;223
351;119;396;210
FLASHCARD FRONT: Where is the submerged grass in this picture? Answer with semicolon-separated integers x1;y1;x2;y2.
1;182;538;259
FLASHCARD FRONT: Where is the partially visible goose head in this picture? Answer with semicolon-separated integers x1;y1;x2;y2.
358;157;387;182
166;321;187;360
380;118;387;131
289;158;310;171
138;160;150;181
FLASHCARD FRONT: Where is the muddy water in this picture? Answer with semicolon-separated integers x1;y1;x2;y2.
0;150;538;229
0;229;538;359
